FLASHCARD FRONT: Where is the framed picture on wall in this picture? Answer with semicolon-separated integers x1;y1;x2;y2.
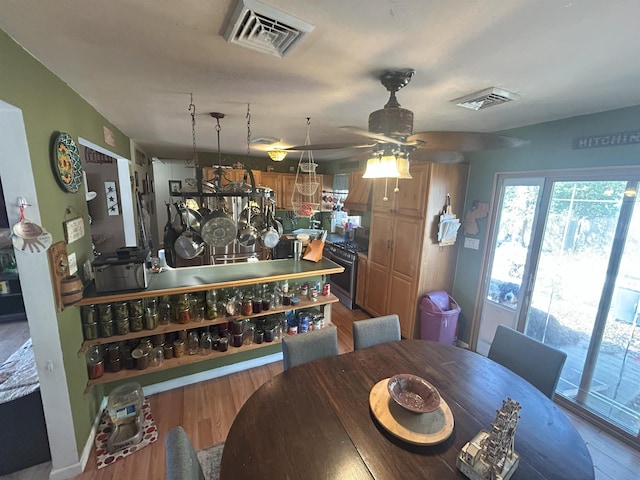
169;180;182;194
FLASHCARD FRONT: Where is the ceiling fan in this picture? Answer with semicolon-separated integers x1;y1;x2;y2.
285;68;527;159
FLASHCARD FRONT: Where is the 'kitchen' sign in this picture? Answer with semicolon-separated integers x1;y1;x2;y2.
573;130;640;149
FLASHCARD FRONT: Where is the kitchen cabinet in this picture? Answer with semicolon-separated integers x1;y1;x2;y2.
259;172;282;206
363;163;469;338
281;173;298;211
76;258;343;389
343;172;371;212
371;170;428;217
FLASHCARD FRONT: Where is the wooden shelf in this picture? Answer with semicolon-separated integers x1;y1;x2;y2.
79;294;339;354
85;340;280;390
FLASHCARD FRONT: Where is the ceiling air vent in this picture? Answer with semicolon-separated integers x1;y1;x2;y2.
452;87;520;111
223;0;315;58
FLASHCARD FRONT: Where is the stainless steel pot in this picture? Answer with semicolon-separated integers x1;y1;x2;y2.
174;229;205;259
172;202;202;234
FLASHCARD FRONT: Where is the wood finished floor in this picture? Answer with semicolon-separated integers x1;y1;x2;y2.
1;304;639;479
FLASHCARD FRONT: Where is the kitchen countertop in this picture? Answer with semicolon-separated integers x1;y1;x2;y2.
77;258;344;304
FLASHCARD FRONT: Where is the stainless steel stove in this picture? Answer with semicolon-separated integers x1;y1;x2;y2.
323;235;368;310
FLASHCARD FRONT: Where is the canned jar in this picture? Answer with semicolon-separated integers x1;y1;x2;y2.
177;307;190;324
107;358;121;373
128;299;144;317
144;312;158;330
131;348;149;370
88;359;104;379
173;339;186;357
241;297;253;316
322;283;331;296
158;297;172;325
83;321;98;341
163;344;174;359
107;344;121;362
130;315;143;332
115;317;130;335
81;305;97;324
97;304;112;322
99;320;114;338
112;302;129;319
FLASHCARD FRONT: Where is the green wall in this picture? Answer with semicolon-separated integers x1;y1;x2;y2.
1;29;131;453
453;105;640;343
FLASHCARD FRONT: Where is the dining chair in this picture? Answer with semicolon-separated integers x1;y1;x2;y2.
352;314;401;350
488;324;567;399
165;426;205;480
282;325;339;371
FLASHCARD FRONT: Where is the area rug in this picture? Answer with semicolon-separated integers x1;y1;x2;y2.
94;397;158;469
197;441;224;480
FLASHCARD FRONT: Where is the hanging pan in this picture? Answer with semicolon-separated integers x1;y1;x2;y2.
200;198;237;248
237;199;258;248
260;203;280;249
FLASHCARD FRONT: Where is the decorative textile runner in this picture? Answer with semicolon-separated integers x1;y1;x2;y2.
0;338;39;404
197;441;224;480
95;397;158;469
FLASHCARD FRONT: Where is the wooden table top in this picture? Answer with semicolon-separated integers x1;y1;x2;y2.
220;340;594;480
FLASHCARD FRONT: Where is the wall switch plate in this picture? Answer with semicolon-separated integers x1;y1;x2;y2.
464;237;480;250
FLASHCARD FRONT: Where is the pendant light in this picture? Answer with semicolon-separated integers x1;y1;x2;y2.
267;148;287;162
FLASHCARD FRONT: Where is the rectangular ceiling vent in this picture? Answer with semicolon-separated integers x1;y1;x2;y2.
223;0;314;58
452;87;520;111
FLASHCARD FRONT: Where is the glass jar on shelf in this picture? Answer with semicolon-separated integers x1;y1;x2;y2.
87;345;104;379
200;329;214;355
158;295;172;325
187;330;200;355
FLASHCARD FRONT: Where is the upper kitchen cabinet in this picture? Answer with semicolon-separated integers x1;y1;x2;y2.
362;162;469;339
371;167;429;217
343;172;371;212
259;172;282;206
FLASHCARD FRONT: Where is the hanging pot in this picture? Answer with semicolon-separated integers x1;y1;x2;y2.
174;205;205;259
200;209;237;248
174;229;205;259
172;202;202;234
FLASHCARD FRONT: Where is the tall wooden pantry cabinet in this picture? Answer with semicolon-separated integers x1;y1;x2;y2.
362;162;469;339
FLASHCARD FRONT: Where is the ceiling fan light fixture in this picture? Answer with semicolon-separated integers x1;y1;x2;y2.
396;152;412;179
267;148;288;161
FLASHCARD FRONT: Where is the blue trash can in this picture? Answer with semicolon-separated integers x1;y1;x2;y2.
419;291;461;345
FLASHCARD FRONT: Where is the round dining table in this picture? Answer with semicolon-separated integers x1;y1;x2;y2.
220;339;594;480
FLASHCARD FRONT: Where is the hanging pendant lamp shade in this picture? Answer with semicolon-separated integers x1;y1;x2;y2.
395;152;412;179
267;148;288;161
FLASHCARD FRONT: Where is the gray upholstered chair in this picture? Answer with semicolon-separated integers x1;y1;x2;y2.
282;326;339;371
352;314;401;350
165;426;205;480
488;324;567;399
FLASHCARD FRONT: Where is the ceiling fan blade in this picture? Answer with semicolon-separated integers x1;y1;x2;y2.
285;142;375;151
339;126;422;147
407;132;528;151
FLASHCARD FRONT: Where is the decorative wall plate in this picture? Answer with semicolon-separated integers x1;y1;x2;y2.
52;132;83;193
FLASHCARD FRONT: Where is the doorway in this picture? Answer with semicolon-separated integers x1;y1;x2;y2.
477;168;640;446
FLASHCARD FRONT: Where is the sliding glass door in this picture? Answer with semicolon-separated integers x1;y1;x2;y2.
479;169;640;444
